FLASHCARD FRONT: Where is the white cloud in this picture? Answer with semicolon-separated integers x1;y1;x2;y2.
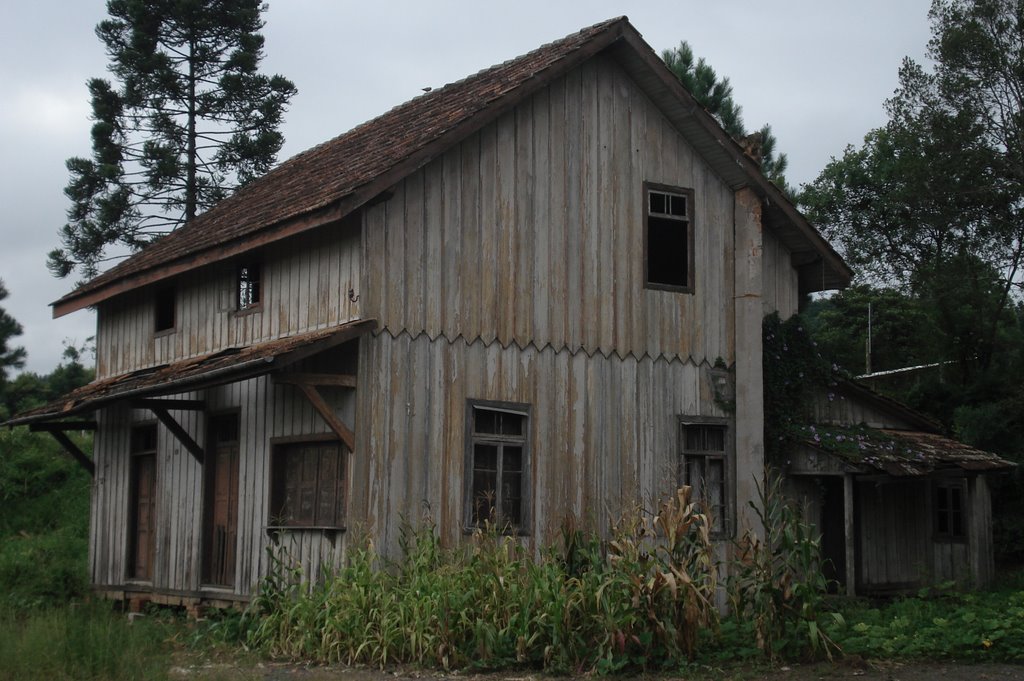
2;87;90;139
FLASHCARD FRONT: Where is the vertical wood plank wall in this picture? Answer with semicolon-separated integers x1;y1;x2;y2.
361;54;762;365
95;220;362;379
856;480;931;589
352;330;732;557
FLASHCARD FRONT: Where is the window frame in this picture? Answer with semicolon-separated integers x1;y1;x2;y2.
643;181;695;294
236;261;263;314
678;416;733;539
933;477;968;543
154;285;176;334
268;436;348;531
463;399;532;535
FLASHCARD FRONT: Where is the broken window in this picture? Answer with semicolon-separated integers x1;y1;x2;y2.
934;479;966;541
465;401;529;532
645;183;695;291
270;441;346;528
237;262;262;311
679;420;729;536
154;286;176;332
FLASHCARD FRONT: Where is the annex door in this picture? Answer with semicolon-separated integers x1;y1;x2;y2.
202;414;239;587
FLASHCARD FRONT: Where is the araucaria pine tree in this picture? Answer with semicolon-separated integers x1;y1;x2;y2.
51;0;296;279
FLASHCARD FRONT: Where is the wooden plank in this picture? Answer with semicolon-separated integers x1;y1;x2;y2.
273;373;357;388
844;473;856;596
132;399;206;411
151;407;205;464
297;384;355;452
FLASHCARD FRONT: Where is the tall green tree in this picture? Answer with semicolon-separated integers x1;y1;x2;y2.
662;41;790;191
0;281;26;388
801;0;1024;379
51;0;297;279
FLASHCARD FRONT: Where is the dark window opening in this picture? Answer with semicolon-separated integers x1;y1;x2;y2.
935;480;966;540
270;441;346;528
466;403;529;531
645;184;694;291
154;286;175;332
237;263;261;311
680;422;728;536
203;413;239;587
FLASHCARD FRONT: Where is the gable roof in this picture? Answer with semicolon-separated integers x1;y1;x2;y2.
52;17;852;318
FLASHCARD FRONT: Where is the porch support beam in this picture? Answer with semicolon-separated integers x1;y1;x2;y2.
844;473;856;597
297;384;355;451
132;398;206;411
150;407;204;465
274;373;357;388
29;423;95;476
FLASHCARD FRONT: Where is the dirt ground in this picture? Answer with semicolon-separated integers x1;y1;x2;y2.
170;660;1024;680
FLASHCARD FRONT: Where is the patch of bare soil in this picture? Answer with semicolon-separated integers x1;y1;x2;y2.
170;660;1024;681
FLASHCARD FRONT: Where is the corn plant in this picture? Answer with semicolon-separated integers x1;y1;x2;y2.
727;471;837;659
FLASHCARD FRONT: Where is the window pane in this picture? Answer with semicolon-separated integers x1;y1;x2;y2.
499;412;524;436
474;409;498;434
503;446;522;473
474;443;498;471
650;191;666;215
501;472;522;526
472;469;497;524
669;194;687;217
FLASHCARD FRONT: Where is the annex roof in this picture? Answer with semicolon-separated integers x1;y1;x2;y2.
3;319;375;427
52;16;851;318
796;424;1015;477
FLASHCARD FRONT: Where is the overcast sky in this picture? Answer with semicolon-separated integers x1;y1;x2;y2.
0;0;933;374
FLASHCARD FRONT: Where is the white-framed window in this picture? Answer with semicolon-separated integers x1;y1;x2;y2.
644;182;695;292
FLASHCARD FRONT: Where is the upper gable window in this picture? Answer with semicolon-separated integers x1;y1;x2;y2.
644;183;695;292
154;286;175;333
237;263;262;311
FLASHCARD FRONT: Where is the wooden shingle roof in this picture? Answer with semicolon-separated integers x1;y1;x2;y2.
53;16;851;317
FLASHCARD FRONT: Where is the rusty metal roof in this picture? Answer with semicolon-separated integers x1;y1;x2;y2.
52;16;851;317
3;319;376;427
800;424;1015;477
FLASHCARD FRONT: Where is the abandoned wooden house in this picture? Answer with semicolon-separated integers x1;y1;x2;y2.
785;379;1013;595
9;16;876;608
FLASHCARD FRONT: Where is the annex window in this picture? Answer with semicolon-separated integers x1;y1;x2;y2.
679;421;729;536
934;479;966;541
237;262;261;311
644;182;695;292
270;440;346;529
154;286;175;332
128;424;158;581
465;401;530;532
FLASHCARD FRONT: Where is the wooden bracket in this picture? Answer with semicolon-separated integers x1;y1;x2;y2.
149;407;205;465
297;384;355;451
30;422;96;476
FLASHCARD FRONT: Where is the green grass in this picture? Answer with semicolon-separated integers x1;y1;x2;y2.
0;602;173;681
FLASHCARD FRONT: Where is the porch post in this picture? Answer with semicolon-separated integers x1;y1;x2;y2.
844;473;856;596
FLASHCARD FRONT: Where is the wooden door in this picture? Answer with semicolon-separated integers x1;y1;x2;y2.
130;453;157;580
203;415;239;586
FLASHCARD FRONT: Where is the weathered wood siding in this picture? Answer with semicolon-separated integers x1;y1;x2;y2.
351;330;732;557
95;221;361;379
761;227;799;319
856;479;931;590
361;54;738;364
89;349;358;597
808;388;918;430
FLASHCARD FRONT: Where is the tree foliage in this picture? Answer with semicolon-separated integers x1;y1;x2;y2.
801;0;1024;379
51;0;296;279
662;42;790;191
0;281;26;387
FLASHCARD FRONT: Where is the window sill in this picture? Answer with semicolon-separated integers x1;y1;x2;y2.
153;327;177;338
462;524;529;537
233;305;263;318
644;282;694;294
265;524;347;533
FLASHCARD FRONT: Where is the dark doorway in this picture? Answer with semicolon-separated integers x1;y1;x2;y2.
819;476;847;592
203;414;239;586
128;424;158;581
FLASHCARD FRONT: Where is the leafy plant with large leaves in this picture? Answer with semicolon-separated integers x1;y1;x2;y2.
51;0;296;279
